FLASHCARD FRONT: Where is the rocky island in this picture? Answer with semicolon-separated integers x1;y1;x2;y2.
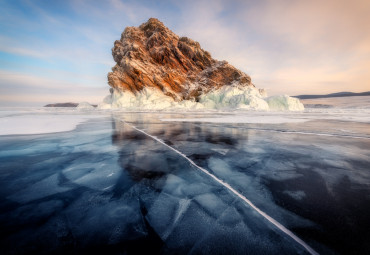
99;18;303;111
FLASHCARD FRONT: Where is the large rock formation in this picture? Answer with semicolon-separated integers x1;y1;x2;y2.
101;18;304;111
108;18;253;102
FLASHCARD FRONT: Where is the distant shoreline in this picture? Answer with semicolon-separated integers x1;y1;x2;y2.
293;91;370;99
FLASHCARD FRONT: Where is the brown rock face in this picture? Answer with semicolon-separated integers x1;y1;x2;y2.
108;18;253;101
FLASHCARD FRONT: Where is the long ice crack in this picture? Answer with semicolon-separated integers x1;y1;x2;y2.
125;121;319;255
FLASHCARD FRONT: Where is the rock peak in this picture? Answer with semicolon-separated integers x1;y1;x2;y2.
142;17;165;28
108;18;253;101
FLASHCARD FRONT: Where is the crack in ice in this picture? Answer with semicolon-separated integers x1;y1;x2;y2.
124;121;319;255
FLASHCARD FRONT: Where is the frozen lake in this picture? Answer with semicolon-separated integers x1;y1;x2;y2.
0;100;369;254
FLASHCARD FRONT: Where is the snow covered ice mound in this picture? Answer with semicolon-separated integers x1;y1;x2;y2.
99;87;204;110
98;85;304;111
198;85;269;110
266;95;304;111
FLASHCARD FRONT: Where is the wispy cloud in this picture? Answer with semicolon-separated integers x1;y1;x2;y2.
0;70;108;106
167;0;370;94
237;0;370;93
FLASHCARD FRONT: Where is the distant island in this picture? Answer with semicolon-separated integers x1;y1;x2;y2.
44;103;98;107
294;91;370;99
44;103;78;107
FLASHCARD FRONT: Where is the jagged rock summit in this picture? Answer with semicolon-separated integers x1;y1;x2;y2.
100;18;304;111
108;18;252;101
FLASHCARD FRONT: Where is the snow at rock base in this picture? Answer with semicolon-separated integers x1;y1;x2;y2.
98;85;304;111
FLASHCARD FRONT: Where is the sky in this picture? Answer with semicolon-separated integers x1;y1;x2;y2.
0;0;369;106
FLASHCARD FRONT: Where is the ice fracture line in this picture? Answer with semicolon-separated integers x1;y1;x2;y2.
125;122;319;255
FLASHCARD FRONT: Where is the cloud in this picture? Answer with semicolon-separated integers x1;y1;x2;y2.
0;0;369;106
0;45;47;59
237;0;370;93
246;0;370;53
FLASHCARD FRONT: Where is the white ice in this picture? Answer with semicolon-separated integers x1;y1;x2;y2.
0;114;104;135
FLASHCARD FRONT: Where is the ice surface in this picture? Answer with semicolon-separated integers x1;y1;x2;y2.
62;160;121;191
123;111;369;254
7;174;72;203
1;99;370;254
